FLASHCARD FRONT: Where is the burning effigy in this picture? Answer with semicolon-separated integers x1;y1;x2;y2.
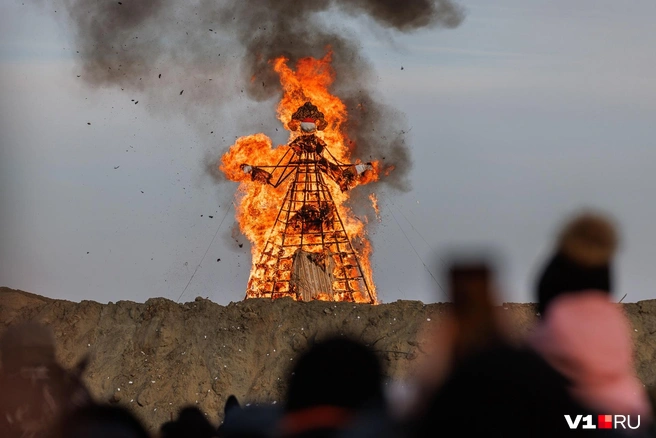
221;53;381;303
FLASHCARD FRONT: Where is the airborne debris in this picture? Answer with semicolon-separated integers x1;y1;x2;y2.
114;166;120;169
208;215;213;219
158;74;161;78
180;90;184;95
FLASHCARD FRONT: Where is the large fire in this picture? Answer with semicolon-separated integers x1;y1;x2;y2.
220;51;380;304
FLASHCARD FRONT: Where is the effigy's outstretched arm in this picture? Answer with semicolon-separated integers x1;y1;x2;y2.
238;133;374;192
318;153;374;192
239;148;298;188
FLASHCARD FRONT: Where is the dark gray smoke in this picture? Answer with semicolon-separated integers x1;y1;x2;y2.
40;0;464;191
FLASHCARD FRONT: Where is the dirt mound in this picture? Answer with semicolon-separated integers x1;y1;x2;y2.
1;287;655;431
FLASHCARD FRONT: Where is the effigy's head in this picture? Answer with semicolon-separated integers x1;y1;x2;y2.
288;102;328;134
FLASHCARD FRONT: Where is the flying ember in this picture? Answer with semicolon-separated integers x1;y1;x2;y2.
220;52;381;304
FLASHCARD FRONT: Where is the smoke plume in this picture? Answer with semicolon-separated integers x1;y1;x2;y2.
39;0;464;191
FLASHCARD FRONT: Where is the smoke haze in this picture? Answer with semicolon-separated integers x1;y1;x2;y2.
35;0;464;191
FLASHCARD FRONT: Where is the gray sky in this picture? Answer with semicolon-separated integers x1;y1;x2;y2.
1;1;655;305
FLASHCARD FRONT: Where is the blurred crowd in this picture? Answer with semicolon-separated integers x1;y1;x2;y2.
1;211;656;437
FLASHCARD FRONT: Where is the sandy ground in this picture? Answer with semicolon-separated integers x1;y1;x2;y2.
1;287;654;431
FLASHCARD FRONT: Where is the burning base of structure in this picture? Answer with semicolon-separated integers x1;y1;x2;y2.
221;54;381;304
291;249;335;302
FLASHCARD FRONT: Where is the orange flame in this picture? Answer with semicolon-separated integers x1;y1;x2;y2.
369;194;381;222
220;50;380;303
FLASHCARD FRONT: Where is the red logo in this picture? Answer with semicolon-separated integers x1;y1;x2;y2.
598;415;613;429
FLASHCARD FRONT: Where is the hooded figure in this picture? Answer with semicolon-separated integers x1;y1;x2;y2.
528;211;652;422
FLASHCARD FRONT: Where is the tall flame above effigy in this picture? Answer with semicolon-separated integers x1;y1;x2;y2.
220;52;382;304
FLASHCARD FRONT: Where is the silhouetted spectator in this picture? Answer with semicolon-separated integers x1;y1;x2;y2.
407;259;508;419
528;212;652;422
535;211;618;317
531;292;652;420
0;322;92;438
160;406;217;438
217;395;281;438
50;403;149;438
277;336;391;438
446;261;506;363
413;342;633;437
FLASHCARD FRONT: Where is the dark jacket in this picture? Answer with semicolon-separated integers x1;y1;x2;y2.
412;343;640;437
